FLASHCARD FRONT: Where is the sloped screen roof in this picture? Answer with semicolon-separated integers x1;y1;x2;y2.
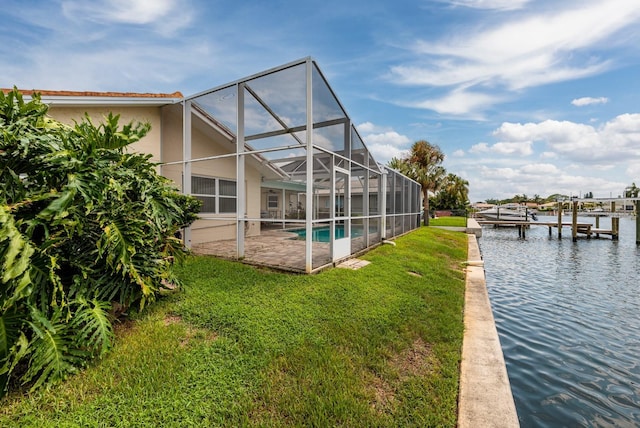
185;58;377;178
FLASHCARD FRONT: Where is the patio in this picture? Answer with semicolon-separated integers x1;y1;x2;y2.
192;229;332;272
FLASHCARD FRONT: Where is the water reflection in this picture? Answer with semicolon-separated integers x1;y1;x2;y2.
480;217;640;427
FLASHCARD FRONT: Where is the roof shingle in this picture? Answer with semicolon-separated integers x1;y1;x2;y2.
1;88;183;98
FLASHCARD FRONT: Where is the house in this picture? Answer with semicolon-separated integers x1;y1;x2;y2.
7;58;421;273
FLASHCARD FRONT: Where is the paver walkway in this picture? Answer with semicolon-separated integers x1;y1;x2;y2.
192;230;332;272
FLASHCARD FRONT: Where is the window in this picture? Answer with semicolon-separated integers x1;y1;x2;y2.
191;175;237;214
267;194;278;209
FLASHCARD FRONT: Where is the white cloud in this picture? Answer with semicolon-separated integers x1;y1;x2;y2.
389;1;640;116
492;114;640;162
492;141;533;156
363;131;411;147
602;113;640;133
480;166;519;180
452;149;465;157
358;124;412;164
368;143;409;164
469;142;489;153
357;122;391;134
63;0;178;24
463;113;640;200
520;163;559;175
410;1;640;83
467;140;532;156
445;0;531;11
62;0;192;34
409;88;499;116
470;164;628;201
5;40;215;92
572;97;609;106
626;163;640;178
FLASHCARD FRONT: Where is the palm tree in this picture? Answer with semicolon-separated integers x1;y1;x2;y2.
389;140;445;226
625;182;639;198
445;173;470;209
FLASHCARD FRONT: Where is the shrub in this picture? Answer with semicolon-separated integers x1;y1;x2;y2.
0;89;200;395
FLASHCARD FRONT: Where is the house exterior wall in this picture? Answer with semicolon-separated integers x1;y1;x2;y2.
48;103;262;245
159;107;264;244
48;106;163;162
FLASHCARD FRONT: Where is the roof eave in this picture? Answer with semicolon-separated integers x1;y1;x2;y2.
36;95;181;107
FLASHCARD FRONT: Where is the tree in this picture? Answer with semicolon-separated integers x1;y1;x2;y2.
389;140;445;226
432;173;470;212
625;183;639;198
0;89;200;395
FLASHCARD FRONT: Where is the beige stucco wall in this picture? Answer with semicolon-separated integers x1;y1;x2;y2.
159;104;184;186
48;106;162;163
48;103;263;245
159;106;263;244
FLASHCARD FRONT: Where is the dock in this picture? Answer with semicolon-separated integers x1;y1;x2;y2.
476;197;637;242
476;220;619;240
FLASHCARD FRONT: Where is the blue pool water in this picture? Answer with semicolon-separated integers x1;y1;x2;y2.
479;216;640;427
289;225;363;242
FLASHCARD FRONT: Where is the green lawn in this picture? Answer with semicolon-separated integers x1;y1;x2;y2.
0;227;467;427
429;216;467;227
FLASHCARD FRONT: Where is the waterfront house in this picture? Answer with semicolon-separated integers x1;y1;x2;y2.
6;58;421;273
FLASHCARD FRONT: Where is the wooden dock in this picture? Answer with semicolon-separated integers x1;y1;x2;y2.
476;198;640;243
476;220;618;239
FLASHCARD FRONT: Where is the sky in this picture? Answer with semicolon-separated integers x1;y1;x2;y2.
2;0;640;202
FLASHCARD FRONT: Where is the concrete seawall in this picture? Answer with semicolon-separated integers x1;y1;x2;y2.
458;233;519;427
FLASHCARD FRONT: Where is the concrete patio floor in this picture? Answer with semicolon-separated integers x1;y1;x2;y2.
192;229;333;272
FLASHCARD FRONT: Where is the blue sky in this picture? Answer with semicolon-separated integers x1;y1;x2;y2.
2;0;640;202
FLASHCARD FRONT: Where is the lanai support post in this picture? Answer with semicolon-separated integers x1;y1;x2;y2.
304;59;314;273
381;170;387;240
183;100;192;249
236;83;246;259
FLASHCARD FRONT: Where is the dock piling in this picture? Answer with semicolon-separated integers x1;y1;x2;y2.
636;201;640;245
557;201;562;238
612;217;620;241
572;200;578;242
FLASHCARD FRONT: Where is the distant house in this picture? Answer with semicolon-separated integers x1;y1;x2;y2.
7;58;421;273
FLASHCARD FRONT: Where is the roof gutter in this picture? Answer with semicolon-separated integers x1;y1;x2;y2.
35;95;181;107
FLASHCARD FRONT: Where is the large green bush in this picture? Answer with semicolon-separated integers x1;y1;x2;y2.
0;89;200;395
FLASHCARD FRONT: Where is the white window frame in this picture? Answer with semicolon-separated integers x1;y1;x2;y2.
191;175;237;214
267;194;278;209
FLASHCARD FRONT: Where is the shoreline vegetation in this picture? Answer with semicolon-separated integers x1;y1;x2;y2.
0;227;467;427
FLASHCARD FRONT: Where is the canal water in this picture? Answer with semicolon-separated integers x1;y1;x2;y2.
479;216;640;427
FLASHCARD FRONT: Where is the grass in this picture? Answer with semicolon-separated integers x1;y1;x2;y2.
0;227;468;427
429;216;467;227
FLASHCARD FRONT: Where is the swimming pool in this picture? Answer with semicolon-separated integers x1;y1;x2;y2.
289;225;362;242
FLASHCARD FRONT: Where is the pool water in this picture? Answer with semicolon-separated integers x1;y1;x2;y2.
289;225;362;242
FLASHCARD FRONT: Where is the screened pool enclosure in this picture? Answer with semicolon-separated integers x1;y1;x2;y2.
161;58;421;273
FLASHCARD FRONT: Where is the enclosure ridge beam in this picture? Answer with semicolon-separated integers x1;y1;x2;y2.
245;118;348;142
